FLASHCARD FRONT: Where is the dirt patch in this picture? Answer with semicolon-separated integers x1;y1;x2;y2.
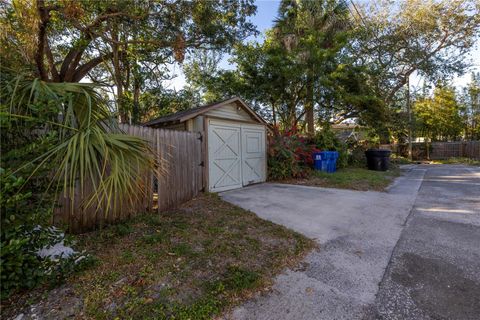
392;252;480;319
2;194;314;320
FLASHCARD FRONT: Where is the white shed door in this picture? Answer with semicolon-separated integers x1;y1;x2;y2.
241;127;266;186
208;123;242;192
208;120;266;192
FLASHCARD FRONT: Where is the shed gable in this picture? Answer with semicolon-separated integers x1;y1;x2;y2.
205;102;255;123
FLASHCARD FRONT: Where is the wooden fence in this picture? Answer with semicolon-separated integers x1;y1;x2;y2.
54;124;204;232
385;141;480;160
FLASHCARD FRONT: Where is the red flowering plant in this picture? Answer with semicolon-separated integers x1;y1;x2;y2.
267;126;319;180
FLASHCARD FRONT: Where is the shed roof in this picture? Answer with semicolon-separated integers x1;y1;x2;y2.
144;97;268;127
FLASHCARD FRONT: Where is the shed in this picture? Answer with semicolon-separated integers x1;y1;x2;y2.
144;97;269;192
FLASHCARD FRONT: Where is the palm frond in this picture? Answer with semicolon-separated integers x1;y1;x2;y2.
2;75;157;217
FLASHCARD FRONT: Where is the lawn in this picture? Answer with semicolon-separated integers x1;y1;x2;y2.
431;157;480;166
285;167;401;191
2;194;314;320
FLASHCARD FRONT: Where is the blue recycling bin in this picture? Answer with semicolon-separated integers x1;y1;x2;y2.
313;151;339;173
327;151;339;173
312;152;325;171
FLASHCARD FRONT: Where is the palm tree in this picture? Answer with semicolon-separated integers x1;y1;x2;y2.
273;0;350;134
1;73;157;217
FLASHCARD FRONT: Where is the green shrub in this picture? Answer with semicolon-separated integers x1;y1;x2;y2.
346;142;368;167
312;126;348;168
0;169;94;298
0;72;95;298
0;169;51;297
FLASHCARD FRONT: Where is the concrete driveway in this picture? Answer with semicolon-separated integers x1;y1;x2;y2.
220;165;480;320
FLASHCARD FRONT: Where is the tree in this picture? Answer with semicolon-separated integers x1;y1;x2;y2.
460;72;480;140
353;0;480;105
414;84;464;157
130;86;202;123
1;0;257;121
184;38;308;129
273;0;350;133
184;32;384;132
184;1;362;132
318;62;386;128
349;0;480;142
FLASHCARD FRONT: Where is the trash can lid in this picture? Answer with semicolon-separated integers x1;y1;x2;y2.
365;149;391;156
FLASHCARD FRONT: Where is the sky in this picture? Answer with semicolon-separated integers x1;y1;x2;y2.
168;0;480;91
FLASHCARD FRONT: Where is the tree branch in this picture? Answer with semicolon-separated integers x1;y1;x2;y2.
45;40;60;81
385;30;451;104
72;53;113;82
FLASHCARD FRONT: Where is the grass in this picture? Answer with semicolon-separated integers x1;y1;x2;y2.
390;154;414;165
2;194;314;320
430;157;480;166
285;167;401;191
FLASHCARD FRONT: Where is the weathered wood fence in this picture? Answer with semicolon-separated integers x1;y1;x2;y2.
427;141;480;160
385;141;480;160
54;124;204;232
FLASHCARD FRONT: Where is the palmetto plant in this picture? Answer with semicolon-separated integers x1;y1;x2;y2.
1;74;157;215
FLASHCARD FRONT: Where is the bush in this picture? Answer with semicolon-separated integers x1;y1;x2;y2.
267;124;399;179
0;175;47;296
0;169;52;296
312;126;348;168
0;169;94;298
0;72;95;298
344;140;368;167
268;128;317;180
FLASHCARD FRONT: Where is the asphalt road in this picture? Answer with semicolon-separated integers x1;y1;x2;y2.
372;165;480;320
221;164;480;320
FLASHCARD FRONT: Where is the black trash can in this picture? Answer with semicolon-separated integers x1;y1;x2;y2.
365;149;391;171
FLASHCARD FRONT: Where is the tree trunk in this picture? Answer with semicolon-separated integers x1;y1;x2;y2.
425;138;430;160
406;76;413;160
35;0;49;80
287;100;297;131
271;100;277;127
305;73;315;134
113;51;126;122
132;79;140;124
110;26;128;123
